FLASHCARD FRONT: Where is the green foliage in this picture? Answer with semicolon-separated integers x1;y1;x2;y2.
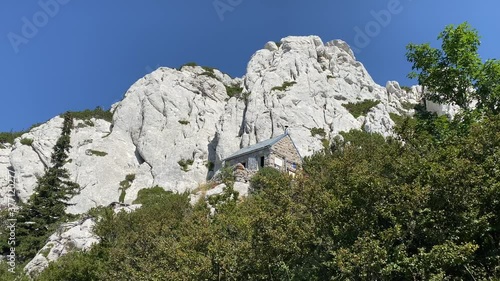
401;101;417;110
201;66;215;73
86;149;108;157
178;119;190;125
275;41;282;48
0;131;26;145
180;62;197;69
389;112;405;127
0;261;30;281
0;112;80;264
200;71;217;79
39;111;500;279
28;24;500;277
132;186;172;205
310;127;326;137
68;106;113;123
225;84;245;99
84;120;94;127
178;158;194;172
37;250;104;281
118;174;136;203
218;164;235;186
407;22;500;114
400;85;412;92
271;81;296;92
205;161;215;171
343;99;380;118
125;174;136;182
20;138;33;146
249;167;290;193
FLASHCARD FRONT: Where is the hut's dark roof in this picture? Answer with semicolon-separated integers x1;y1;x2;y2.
224;133;288;161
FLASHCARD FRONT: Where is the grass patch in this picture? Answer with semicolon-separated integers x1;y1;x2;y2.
389;113;406;127
20;138;33;146
271;81;296;92
321;138;330;151
179;62;197;69
401;101;418;111
327;75;334;79
310;127;326;138
86;149;108;157
201;66;215;73
192;182;218;195
178;120;190;125
40;247;51;258
343;100;380;118
225;85;244;99
0;131;26;145
400;85;412;92
133;186;172;205
200;71;217;79
205;161;215;172
119;174;136;203
178;159;194;172
68;107;113;123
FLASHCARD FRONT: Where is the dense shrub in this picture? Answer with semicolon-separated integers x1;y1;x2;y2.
310;127;326;137
178;159;194;172
225;85;244;99
271;81;296;92
20;138;33;146
0;112;80;267
68;106;113;123
343;99;380;118
0;131;26;145
249;167;290;193
400;85;412;92
118;174;136;203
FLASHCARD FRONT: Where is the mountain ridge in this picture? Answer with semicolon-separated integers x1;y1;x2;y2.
0;35;452;214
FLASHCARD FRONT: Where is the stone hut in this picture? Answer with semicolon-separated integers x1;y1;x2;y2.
223;131;303;176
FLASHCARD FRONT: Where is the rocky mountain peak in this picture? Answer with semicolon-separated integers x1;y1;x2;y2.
1;35;428;214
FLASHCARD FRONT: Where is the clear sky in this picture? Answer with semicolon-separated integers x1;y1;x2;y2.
1;0;499;132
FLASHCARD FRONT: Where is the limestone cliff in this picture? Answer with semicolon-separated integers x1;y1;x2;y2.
0;35;439;214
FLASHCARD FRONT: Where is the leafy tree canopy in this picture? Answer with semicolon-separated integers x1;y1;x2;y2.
407;22;500;114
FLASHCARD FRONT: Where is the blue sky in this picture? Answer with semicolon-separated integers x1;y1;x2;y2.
1;0;499;132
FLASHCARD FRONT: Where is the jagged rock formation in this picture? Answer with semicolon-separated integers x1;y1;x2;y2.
24;218;99;277
24;204;142;276
0;35;444;214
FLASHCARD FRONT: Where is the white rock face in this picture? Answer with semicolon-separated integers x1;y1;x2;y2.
24;218;99;277
0;35;457;215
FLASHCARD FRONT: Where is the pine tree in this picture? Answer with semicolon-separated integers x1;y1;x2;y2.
1;112;81;262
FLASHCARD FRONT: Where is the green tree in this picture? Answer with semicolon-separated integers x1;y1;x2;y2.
407;22;500;114
0;112;80;263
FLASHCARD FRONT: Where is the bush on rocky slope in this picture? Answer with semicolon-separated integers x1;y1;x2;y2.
34;111;500;280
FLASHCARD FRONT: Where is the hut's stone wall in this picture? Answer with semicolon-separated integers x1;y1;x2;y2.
224;135;302;173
